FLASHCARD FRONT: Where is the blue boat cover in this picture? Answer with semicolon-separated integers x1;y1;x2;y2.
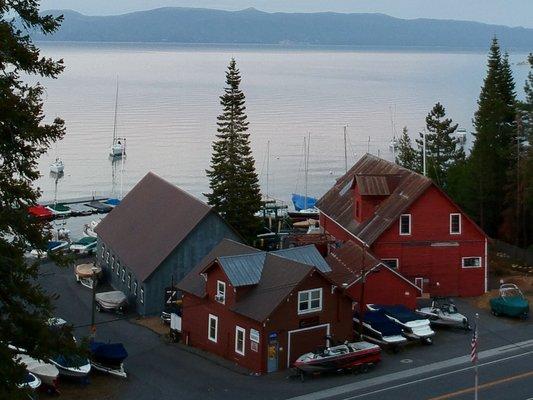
358;310;403;336
377;305;420;323
47;241;63;251
291;193;317;211
90;342;128;362
105;198;121;206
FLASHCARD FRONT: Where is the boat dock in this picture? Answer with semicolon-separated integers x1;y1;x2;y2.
40;195;111;207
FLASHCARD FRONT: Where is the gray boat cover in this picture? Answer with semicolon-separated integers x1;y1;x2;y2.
95;291;127;308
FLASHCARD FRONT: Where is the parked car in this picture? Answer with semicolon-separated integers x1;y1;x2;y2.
490;284;529;318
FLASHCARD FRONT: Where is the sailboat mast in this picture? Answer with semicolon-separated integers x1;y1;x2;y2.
304;132;310;210
112;78;119;144
266;140;270;199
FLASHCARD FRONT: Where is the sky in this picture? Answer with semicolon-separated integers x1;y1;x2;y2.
40;0;533;28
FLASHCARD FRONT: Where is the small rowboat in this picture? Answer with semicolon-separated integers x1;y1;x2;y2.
15;353;59;391
75;263;102;289
294;341;381;378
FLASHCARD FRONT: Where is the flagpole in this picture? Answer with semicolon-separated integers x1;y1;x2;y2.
474;312;479;400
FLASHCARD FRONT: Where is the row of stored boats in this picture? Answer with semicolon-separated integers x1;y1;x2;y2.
293;299;470;378
14;318;128;396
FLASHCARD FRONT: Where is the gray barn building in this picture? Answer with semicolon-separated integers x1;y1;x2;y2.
95;172;242;316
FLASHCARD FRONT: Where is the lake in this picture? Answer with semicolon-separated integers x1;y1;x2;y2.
35;42;530;206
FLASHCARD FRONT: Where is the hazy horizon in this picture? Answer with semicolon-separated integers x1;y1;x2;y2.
40;0;533;29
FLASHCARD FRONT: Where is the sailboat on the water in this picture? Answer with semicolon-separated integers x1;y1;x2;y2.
109;78;126;158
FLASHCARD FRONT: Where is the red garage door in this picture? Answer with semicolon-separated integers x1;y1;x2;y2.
287;324;329;367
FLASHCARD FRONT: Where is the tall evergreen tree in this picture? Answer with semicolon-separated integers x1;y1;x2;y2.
451;38;517;236
416;102;463;188
395;127;420;172
205;59;262;242
0;2;77;398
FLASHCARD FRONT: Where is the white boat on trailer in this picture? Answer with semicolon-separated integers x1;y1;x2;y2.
353;309;408;351
417;298;471;330
15;353;59;391
367;304;435;344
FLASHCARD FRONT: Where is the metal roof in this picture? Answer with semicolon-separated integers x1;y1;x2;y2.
272;245;331;273
218;253;267;287
355;175;391;196
316;154;432;245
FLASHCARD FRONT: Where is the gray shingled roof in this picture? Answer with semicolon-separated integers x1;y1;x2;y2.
95;172;212;282
316;154;432;245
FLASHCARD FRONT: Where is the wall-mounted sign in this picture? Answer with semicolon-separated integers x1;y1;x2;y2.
250;329;260;343
251;341;259;352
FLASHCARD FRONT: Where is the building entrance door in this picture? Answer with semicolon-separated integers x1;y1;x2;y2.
267;333;279;373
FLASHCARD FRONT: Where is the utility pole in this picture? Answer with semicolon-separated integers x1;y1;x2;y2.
343;125;348;173
367;136;370;154
358;243;369;340
90;265;98;340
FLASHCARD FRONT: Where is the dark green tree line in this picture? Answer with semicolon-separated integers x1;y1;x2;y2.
205;59;262;243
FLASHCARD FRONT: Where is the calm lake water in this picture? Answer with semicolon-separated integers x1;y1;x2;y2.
35;42;529;205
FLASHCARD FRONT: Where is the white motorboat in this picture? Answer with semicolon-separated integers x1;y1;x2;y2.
50;157;64;174
29;240;69;258
69;236;97;254
95;290;127;313
18;372;41;391
389;137;398;150
368;304;435;344
15;353;59;390
417;298;471;330
83;219;101;238
50;355;91;378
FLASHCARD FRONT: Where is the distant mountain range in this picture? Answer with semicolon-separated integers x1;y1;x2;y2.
34;7;533;49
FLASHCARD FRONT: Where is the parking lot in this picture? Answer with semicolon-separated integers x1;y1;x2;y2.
38;259;532;400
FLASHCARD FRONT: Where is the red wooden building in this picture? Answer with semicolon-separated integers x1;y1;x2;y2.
326;241;421;309
317;154;488;298
178;239;354;374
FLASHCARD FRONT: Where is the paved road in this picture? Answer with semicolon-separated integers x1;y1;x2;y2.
38;260;533;400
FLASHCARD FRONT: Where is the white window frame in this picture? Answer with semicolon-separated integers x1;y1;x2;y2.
121;268;126;282
216;280;226;304
140;287;144;304
208;314;218;343
116;262;120;276
127;273;131;289
462;257;482;269
101;244;105;260
399;214;411;236
105;251;110;263
110;255;115;271
132;281;138;296
382;258;399;269
450;213;461;235
235;326;245;356
298;288;323;315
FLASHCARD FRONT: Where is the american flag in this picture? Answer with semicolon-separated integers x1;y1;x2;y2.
470;324;478;363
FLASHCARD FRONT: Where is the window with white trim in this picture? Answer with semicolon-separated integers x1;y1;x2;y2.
116;262;120;276
235;326;245;355
121;268;126;282
298;288;323;314
382;259;399;269
462;257;482;268
216;280;226;304
208;314;218;343
127;273;131;289
132;281;138;296
140;287;144;304
105;251;110;263
101;244;105;260
110;256;115;271
450;213;461;234
399;214;411;235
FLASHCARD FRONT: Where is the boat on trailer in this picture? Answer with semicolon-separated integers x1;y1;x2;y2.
293;341;381;379
353;310;408;351
50;355;91;379
95;291;127;313
417;298;471;330
29;240;69;258
15;353;59;393
368;304;435;344
89;341;128;378
75;263;102;289
70;236;97;254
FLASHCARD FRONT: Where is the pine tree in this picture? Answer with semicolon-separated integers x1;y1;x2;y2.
0;3;78;398
416;103;463;188
452;37;517;237
205;59;262;243
395;127;421;172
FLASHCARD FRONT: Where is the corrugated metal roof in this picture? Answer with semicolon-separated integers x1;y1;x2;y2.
95;172;212;282
218;252;267;287
355;175;390;196
272;245;331;273
325;241;380;286
177;239;259;297
316;154;432;245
